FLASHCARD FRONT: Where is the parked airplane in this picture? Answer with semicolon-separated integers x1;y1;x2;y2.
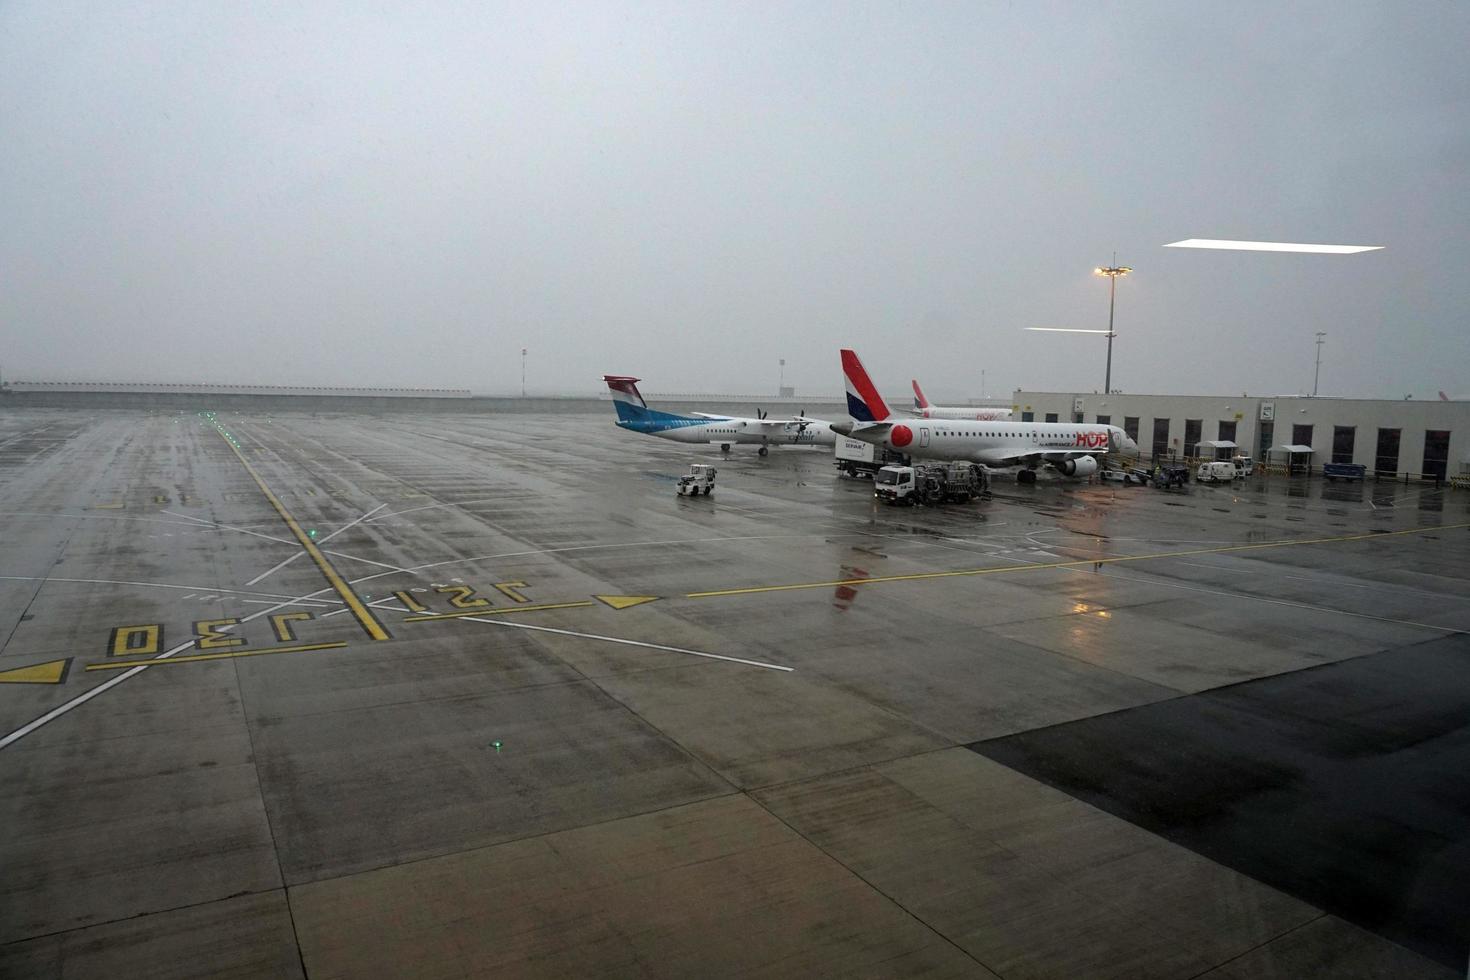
604;375;836;455
833;350;1137;482
910;379;1013;420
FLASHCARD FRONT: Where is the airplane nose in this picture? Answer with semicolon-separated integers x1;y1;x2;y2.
831;421;853;436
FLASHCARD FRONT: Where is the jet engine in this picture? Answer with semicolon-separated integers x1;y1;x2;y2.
1052;456;1100;477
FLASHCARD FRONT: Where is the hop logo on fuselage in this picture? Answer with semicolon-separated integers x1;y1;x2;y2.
1074;431;1108;449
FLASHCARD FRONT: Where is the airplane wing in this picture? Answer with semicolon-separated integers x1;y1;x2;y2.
841;422;893;443
978;447;1105;465
690;411;736;420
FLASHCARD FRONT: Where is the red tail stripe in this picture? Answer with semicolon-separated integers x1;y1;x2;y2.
841;349;890;421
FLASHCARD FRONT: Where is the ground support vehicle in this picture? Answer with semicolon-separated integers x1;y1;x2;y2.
1151;463;1190;490
875;462;989;505
1232;455;1255;477
1102;467;1149;485
835;437;908;478
676;464;717;496
1323;462;1367;481
1196;461;1237;483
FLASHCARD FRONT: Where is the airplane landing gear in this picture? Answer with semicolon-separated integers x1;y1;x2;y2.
1017;469;1038;484
757;446;769;457
720;444;731;453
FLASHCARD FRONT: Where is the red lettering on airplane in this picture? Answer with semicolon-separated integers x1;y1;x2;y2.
1074;431;1108;449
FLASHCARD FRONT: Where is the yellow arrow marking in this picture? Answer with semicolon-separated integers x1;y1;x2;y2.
0;659;71;684
594;595;661;610
403;601;595;623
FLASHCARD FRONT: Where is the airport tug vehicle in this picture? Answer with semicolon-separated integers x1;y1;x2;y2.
874;462;989;505
1151;463;1191;490
676;463;717;496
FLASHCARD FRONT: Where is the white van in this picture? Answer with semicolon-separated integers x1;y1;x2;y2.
1196;461;1237;483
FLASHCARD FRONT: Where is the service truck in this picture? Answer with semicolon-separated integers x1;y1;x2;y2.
874;462;989;505
675;464;717;496
834;437;908;478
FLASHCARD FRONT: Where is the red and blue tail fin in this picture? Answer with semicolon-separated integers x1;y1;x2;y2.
840;349;891;423
911;379;931;412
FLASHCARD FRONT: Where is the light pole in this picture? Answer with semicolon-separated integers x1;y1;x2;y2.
1094;260;1131;394
521;348;527;397
1312;332;1325;396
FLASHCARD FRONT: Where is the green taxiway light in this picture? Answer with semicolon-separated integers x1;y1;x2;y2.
307;529;318;539
493;740;502;752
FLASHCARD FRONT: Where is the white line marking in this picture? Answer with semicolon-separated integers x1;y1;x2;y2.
453;615;793;671
0;425;54;450
320;550;413;574
244;504;387;586
0;583;339;752
244;553;306;587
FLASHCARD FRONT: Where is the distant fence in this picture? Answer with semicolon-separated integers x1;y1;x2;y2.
0;387;847;418
6;381;473;398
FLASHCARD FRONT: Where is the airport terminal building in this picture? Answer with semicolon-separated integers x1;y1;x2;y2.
1012;391;1469;480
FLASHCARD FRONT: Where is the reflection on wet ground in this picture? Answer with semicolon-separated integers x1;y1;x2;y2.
0;411;1466;978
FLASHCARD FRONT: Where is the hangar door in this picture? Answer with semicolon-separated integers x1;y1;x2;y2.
1423;431;1450;480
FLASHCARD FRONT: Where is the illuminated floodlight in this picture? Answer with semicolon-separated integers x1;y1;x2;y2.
1163;239;1383;254
1025;327;1115;334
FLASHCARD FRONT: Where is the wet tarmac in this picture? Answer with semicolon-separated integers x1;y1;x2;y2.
1;408;1466;978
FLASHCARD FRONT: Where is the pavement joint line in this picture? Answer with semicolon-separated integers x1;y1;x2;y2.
404;601;596;622
450;614;795;671
213;424;390;641
86;641;349;670
683;521;1470;598
1094;566;1470;637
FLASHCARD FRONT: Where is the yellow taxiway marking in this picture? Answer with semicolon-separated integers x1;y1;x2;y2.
404;601;595;622
87;641;348;671
685;521;1470;599
0;659;71;684
213;425;391;641
402;595;660;622
594;594;660;610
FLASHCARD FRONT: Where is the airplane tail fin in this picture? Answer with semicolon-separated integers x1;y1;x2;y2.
603;375;650;422
1440;390;1451;402
911;379;931;412
841;349;891;422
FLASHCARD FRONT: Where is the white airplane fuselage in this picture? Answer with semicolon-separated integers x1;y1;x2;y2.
621;415;836;448
837;418;1136;475
915;406;1013;421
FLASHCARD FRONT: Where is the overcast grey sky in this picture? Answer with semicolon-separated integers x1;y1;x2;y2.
2;2;1466;400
